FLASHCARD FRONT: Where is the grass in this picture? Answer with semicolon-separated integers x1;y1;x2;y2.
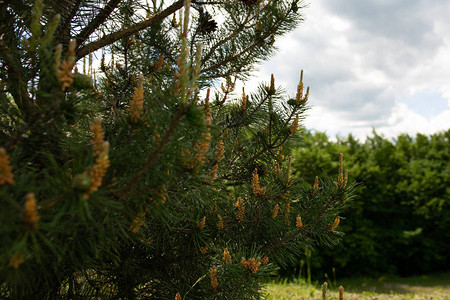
264;273;450;299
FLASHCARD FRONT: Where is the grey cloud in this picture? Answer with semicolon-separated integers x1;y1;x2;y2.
324;0;445;78
318;82;396;122
325;0;439;45
350;31;442;78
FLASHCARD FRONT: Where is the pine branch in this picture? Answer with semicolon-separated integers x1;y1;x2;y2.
75;0;122;47
201;22;248;64
242;130;292;171
0;0;13;11
192;1;226;4
0;40;32;111
226;93;270;129
263;194;338;251
308;194;337;229
201;37;266;74
0;128;12;140
224;146;245;176
202;2;301;75
120;102;188;196
57;0;82;45
243;103;303;167
76;0;185;59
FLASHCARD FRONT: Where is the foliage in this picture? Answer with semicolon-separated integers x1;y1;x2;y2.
290;129;450;278
0;0;354;298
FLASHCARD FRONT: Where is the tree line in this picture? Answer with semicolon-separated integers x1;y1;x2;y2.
289;129;450;278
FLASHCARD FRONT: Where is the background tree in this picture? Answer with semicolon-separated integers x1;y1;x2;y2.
290;129;450;279
0;0;355;298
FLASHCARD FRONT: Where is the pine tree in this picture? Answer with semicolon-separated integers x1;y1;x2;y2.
0;0;355;298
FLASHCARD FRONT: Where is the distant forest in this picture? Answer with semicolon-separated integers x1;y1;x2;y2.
288;129;450;278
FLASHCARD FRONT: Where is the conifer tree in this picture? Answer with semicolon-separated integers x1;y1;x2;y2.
0;0;355;298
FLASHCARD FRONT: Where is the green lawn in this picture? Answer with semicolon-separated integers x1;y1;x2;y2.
264;273;450;299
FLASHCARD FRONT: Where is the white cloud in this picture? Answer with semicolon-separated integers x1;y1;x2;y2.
430;110;450;131
378;103;450;139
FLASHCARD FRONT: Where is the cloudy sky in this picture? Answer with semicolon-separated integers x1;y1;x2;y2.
240;0;450;140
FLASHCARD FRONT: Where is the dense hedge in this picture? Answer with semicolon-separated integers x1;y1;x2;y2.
288;129;450;278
